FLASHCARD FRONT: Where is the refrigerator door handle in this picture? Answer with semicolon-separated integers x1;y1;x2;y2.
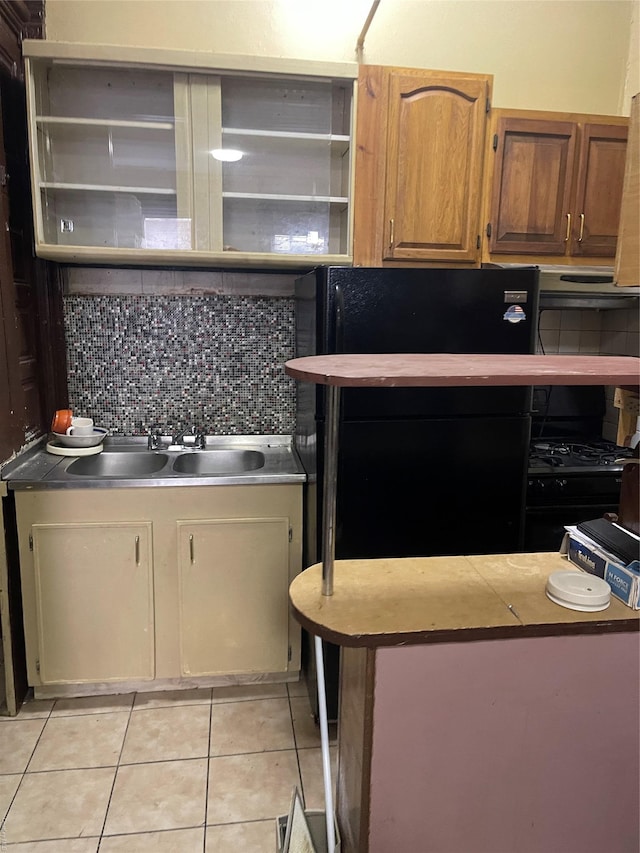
334;283;345;353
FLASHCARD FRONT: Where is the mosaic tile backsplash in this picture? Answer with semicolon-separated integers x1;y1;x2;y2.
64;295;296;435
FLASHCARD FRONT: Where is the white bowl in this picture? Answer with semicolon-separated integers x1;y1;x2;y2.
51;427;108;448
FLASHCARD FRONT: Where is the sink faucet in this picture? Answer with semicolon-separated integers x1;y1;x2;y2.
173;426;206;450
147;427;163;450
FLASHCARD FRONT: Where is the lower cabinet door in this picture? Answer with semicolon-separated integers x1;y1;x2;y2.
178;517;290;676
32;522;154;684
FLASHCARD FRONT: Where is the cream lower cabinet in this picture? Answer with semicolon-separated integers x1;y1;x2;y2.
178;517;291;677
15;485;302;690
27;522;154;685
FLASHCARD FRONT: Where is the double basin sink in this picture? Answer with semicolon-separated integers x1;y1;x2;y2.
66;447;265;478
0;435;306;488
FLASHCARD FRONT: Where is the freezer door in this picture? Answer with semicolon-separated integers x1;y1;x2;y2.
297;266;539;419
315;417;531;559
327;267;538;355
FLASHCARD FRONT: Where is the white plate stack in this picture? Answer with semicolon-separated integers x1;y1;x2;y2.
47;427;108;456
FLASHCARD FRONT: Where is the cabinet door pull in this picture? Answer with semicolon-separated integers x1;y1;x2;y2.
189;534;195;564
564;212;571;242
578;213;585;243
389;218;394;250
134;535;140;566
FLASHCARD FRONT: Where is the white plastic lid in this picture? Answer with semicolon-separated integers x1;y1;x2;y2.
546;570;611;612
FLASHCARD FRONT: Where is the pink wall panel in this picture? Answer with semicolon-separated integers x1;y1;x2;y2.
369;633;639;853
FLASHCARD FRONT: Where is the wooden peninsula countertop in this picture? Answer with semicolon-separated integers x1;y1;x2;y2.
285;353;640;388
289;552;639;647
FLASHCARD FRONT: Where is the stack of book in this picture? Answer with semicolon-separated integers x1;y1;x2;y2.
563;517;640;609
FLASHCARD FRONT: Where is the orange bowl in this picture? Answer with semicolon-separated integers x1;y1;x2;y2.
51;409;73;433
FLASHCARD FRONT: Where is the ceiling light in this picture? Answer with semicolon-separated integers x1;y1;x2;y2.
210;148;243;162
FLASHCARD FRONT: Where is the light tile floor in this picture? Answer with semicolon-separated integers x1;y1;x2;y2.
0;682;336;851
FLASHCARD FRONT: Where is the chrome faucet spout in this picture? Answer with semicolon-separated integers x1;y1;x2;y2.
147;429;162;450
172;427;206;450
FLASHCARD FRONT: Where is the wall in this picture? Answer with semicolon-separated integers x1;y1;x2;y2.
370;635;640;852
66;277;637;439
537;306;639;442
601;308;640;440
63;269;297;435
45;0;637;435
623;1;640;110
45;0;634;114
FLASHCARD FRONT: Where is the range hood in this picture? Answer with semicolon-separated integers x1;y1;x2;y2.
485;263;640;309
538;265;640;309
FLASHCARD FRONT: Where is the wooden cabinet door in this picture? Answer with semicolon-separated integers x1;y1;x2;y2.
178;517;291;677
571;123;628;257
488;117;577;254
383;71;489;263
615;94;639;285
31;523;154;684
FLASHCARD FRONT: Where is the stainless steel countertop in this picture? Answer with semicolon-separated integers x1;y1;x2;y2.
2;435;306;489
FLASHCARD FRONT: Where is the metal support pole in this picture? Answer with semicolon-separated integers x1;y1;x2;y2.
315;633;336;853
322;385;340;596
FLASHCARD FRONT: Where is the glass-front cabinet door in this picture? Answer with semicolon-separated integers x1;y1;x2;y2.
218;76;351;257
24;45;355;267
29;62;189;252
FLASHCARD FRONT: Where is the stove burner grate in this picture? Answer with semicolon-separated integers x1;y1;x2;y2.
529;439;633;470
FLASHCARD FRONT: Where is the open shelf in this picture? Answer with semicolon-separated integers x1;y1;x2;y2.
36;116;175;131
40;182;177;195
222;192;348;204
39;186;187;250
223;195;347;255
219;131;349;202
223;127;350;154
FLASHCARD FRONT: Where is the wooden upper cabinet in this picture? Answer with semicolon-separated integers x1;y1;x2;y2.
615;94;639;286
353;66;492;267
384;71;489;262
572;123;628;257
485;109;628;262
488;118;576;254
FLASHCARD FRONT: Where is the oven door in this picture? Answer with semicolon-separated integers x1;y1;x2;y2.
524;502;619;552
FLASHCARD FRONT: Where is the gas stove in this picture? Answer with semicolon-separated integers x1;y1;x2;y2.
525;383;635;551
528;438;633;475
525;436;634;552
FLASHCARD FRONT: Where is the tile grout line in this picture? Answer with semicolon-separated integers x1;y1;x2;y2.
0;698;56;840
2;686;311;846
20;699;55;776
95;693;136;849
202;692;214;853
287;683;307;809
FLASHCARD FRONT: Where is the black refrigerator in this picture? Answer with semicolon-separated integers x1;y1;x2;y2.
294;266;539;718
